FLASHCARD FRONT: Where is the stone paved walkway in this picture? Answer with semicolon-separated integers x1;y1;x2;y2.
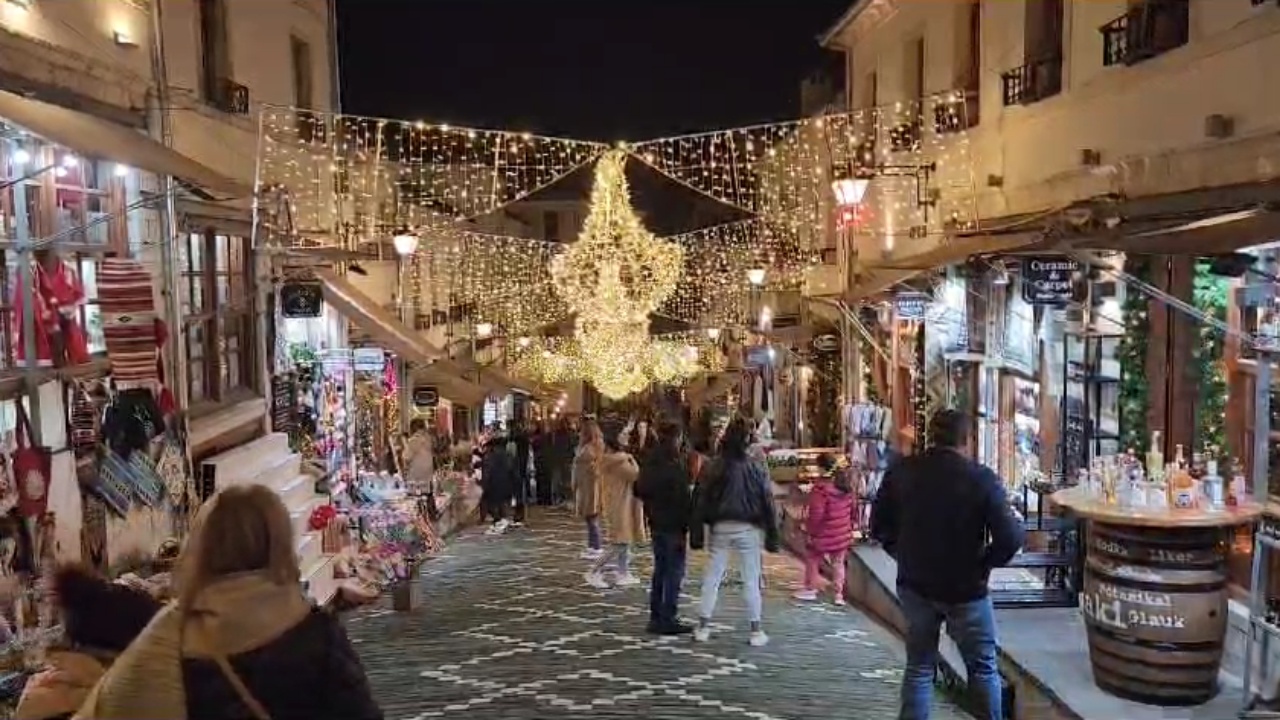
346;509;972;720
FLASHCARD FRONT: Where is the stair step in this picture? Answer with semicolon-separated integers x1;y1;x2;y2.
200;433;292;489
290;497;329;541
279;474;321;511
246;453;302;493
302;554;340;607
296;532;323;571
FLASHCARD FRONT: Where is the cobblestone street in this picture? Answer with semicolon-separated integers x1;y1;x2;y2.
346;509;972;719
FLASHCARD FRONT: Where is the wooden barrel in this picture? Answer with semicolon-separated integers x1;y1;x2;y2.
1081;522;1228;706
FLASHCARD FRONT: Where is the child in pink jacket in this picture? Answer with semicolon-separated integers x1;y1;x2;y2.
794;455;856;605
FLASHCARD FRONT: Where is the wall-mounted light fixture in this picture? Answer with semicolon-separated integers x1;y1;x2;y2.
112;30;138;48
5;0;34;11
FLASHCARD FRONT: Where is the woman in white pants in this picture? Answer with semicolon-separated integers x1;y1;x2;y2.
689;418;780;647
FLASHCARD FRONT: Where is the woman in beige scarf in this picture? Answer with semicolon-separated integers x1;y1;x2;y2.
75;485;382;720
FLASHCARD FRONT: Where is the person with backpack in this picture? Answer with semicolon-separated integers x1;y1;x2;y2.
793;454;855;606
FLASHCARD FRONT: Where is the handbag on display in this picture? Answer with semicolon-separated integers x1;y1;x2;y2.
0;432;17;517
13;401;51;519
155;436;189;506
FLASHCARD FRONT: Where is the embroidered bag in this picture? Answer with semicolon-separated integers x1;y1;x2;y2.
13;402;51;518
98;450;145;509
155;438;188;506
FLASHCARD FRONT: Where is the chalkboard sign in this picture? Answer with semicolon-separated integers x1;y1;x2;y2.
894;292;930;321
1021;256;1084;306
271;374;297;434
412;386;439;408
281;283;323;318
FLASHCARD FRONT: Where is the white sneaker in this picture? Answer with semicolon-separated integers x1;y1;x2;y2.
792;589;818;602
693;626;712;643
583;572;610;589
486;521;508;536
580;548;604;560
614;574;642;588
833;597;847;607
749;630;770;647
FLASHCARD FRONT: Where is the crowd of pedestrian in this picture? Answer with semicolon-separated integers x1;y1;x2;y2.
15;405;1019;719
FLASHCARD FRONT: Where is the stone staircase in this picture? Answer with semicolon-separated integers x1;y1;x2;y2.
199;432;339;606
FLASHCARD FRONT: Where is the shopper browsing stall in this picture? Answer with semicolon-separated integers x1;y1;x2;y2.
403;419;434;494
15;565;161;720
76;484;383;720
793;454;855;606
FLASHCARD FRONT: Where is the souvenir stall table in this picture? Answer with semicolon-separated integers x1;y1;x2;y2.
328;473;445;611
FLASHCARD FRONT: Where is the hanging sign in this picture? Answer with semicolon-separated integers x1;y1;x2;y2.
280;283;323;318
271;374;297;434
812;334;839;353
412;386;439;408
352;348;385;372
894;292;930;322
1021;256;1084;305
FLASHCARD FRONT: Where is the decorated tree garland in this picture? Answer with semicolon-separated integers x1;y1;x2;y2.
1118;258;1151;452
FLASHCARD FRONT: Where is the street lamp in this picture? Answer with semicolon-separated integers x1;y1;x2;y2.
747;268;766;286
706;327;721;341
831;175;871;206
475;322;493;339
517;336;531;348
392;227;419;256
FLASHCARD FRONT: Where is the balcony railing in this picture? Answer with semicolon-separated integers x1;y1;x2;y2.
1000;57;1063;106
1100;0;1190;67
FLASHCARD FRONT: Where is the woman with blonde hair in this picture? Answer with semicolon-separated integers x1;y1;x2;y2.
584;422;643;589
573;419;605;559
75;484;382;720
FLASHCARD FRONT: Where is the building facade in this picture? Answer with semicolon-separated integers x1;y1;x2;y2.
819;0;1280;685
0;0;337;570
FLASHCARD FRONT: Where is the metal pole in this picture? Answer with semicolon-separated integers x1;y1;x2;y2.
148;0;188;415
12;169;41;444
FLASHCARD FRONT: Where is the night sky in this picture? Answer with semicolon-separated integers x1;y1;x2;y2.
335;1;851;142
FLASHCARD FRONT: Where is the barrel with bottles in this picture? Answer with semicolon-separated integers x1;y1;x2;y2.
1080;522;1228;706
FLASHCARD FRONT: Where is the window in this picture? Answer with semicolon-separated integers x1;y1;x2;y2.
290;35;314;110
543;211;561;242
1001;0;1063;105
182;231;256;405
905;37;925;103
0;143;121;370
862;71;878;109
197;0;232;104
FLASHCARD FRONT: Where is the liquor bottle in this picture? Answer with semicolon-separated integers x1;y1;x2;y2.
1174;444;1186;470
1229;459;1247;506
1202;458;1224;509
1146;431;1164;483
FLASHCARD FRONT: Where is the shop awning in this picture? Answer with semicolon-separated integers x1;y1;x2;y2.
314;269;449;366
1078;207;1280;255
412;361;490;406
0;90;250;199
175;197;253;236
845;230;1048;303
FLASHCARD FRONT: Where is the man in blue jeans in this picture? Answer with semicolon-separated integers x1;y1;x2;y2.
634;421;694;635
871;410;1024;720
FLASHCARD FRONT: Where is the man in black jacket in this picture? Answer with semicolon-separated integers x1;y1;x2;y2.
870;409;1023;720
634;422;693;635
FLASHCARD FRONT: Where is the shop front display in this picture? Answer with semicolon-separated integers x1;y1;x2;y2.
1053;445;1261;706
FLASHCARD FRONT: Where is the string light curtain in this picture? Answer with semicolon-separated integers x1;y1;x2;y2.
663;218;820;326
259;108;608;238
629;92;979;253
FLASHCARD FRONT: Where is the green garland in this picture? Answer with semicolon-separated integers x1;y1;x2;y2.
1193;261;1228;451
1118;258;1151;452
860;333;882;405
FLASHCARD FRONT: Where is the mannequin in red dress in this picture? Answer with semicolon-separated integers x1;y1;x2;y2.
13;250;90;368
